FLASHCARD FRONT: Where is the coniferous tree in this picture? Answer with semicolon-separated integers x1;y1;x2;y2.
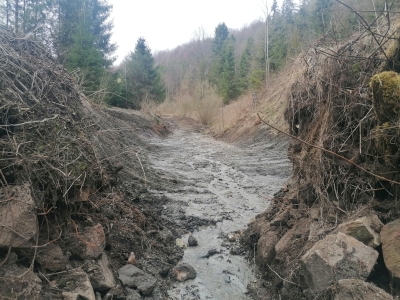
124;38;166;108
212;22;229;54
239;37;253;91
56;0;115;94
281;0;296;22
218;36;239;103
271;0;279;16
313;0;333;33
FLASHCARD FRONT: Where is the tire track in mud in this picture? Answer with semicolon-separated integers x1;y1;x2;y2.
148;118;291;300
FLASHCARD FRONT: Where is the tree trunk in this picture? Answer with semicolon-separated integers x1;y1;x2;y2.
264;1;270;86
14;0;19;33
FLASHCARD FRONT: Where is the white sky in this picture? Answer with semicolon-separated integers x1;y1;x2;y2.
110;0;272;64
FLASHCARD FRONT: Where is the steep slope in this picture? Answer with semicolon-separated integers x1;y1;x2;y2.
243;12;400;300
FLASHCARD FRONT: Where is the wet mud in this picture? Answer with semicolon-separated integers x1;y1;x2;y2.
148;118;291;299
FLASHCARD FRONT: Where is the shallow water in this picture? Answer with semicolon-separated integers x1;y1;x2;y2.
148;119;291;300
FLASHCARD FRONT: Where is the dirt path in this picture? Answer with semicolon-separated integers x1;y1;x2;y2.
147;117;291;300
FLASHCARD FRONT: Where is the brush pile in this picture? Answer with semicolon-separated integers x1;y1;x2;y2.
245;14;400;300
286;21;400;216
0;28;104;209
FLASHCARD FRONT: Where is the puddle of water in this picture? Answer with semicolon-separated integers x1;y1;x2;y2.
149;124;291;300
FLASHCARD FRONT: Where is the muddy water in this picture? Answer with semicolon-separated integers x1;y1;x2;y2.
148;119;291;300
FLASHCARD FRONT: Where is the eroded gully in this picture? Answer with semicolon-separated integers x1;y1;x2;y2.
148;118;291;300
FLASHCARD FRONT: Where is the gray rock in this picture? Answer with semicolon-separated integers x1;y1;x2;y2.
171;263;197;282
104;285;141;300
257;230;279;264
315;279;393;300
0;264;42;300
188;234;198;247
59;268;96;300
381;219;400;289
337;215;383;248
0;184;38;248
84;253;117;292
118;264;157;296
37;243;67;271
300;232;378;297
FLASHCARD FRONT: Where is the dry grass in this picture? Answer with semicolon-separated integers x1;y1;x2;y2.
158;82;223;125
157;59;301;141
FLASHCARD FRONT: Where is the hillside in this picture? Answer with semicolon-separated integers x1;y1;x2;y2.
242;7;400;300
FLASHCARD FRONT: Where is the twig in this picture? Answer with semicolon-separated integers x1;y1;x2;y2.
257;113;400;185
136;151;147;187
267;264;303;287
0;114;59;127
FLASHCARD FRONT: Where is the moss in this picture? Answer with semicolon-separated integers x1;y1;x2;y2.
369;71;400;123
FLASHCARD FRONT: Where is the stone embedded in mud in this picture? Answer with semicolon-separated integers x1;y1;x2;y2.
118;264;157;296
257;230;280;264
83;224;106;259
104;285;142;300
171;263;197;282
84;253;117;292
227;233;237;242
300;232;378;296
59;268;96;300
176;238;187;248
37;243;67;271
337;215;383;248
69;223;106;259
275;219;309;259
381;219;400;289
188;234;198;246
315;279;393;300
0;264;42;300
0;184;38;248
127;251;136;264
270;209;290;226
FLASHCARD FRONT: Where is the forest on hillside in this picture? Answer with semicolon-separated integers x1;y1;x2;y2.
0;0;398;111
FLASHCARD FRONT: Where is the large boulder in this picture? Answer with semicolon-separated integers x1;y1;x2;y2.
300;232;378;297
316;279;393;300
337;215;383;248
0;264;42;300
381;219;400;288
0;184;38;248
118;264;157;296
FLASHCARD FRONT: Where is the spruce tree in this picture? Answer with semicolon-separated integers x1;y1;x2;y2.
56;0;115;94
212;22;229;55
124;38;166;108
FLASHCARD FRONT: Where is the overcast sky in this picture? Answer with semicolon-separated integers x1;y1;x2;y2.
109;0;271;64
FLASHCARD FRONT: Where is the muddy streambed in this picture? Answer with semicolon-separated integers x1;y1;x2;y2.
148;118;291;299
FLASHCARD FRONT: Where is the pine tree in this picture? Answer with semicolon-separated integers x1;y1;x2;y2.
56;0;115;94
124;38;166;108
216;36;240;104
313;0;333;33
239;37;253;91
271;0;279;17
281;0;296;22
212;22;229;54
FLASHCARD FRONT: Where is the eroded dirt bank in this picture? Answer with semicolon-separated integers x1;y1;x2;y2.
147;117;291;299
